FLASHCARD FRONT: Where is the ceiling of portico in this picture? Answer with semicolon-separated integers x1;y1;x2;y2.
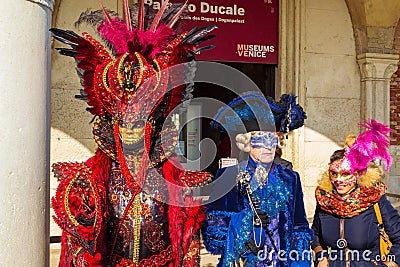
345;0;400;54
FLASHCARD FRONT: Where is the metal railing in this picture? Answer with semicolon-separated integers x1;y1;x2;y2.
50;236;61;244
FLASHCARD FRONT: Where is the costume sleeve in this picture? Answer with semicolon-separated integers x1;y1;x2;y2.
289;172;313;267
311;204;327;249
202;168;236;255
311;204;329;265
52;156;107;267
379;194;400;265
180;170;212;267
162;158;209;267
203;209;235;255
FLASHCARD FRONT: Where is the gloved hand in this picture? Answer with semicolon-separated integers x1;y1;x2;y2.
254;209;270;228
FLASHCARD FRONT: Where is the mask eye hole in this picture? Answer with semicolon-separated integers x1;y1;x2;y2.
329;171;338;178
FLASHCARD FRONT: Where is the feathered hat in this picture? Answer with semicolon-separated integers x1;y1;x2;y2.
211;93;307;134
329;119;392;176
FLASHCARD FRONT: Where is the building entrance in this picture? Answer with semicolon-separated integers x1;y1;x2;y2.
178;62;276;175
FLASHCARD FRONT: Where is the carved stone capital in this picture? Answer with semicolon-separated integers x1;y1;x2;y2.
357;53;399;81
26;0;54;11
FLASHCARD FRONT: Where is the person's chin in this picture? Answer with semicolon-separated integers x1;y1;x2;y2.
336;186;351;195
260;155;274;164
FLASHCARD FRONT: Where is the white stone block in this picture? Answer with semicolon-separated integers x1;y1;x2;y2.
306;7;356;55
306;0;347;12
305;97;361;143
303;166;327;187
51;88;95;140
304;54;360;98
303;187;317;218
304;141;341;168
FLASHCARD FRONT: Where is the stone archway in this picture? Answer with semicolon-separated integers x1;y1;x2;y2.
345;0;399;124
387;18;400;196
345;0;400;55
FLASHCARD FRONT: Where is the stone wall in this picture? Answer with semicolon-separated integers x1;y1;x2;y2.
390;70;400;144
301;0;361;217
388;146;400;198
388;19;400;198
390;22;400;145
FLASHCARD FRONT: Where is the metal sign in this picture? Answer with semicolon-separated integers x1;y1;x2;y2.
147;0;279;63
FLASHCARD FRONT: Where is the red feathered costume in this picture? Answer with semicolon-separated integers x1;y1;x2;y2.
51;1;215;266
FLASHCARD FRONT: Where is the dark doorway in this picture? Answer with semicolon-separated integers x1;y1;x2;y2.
192;62;276;175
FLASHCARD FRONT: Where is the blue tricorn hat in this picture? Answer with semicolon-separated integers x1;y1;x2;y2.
211;93;306;134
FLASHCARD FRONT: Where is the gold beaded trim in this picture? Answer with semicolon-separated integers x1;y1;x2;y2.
102;60;114;92
183;244;199;261
64;172;97;228
117;52;144;93
152;59;161;90
73;246;83;261
134;52;144;90
117;52;129;90
65;172;80;226
132;193;142;264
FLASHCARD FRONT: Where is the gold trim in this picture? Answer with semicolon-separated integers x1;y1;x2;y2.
64;172;97;228
102;60;114;92
132;193;142;264
134;52;144;89
65;173;80;226
117;52;130;90
152;59;161;90
116;52;145;93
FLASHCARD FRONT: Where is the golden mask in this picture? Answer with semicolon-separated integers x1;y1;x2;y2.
119;126;144;145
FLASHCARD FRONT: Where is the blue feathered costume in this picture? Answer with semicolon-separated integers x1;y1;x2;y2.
203;93;312;267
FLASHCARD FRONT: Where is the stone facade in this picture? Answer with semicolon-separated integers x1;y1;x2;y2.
390;22;400;145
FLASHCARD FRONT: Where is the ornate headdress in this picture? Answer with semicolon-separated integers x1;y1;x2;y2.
329;119;392;176
51;0;216;162
211;93;307;134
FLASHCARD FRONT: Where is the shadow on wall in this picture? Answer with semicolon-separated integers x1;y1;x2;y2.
51;86;98;155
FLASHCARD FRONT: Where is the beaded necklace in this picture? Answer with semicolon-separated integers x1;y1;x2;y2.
110;120;152;256
237;160;270;249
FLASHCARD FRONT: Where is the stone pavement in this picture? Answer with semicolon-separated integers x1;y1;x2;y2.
50;243;220;267
200;245;220;267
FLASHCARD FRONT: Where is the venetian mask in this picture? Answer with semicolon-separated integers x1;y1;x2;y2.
329;158;358;191
250;131;279;149
119;120;145;145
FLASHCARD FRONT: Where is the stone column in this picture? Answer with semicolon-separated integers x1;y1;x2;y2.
0;0;53;266
277;0;305;170
357;53;399;123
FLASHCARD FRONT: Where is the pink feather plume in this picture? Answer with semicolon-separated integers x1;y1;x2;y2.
97;18;174;58
346;119;392;173
122;0;133;31
137;0;145;31
98;0;112;25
